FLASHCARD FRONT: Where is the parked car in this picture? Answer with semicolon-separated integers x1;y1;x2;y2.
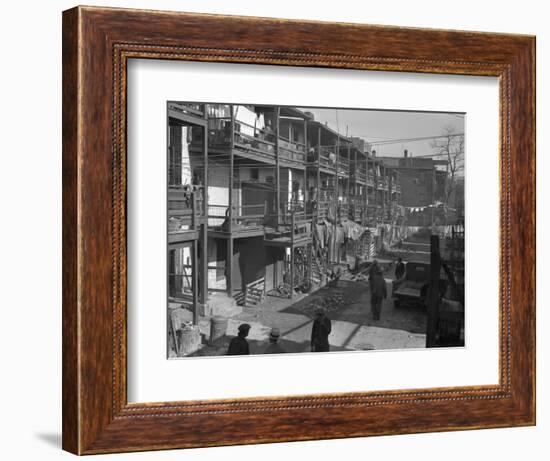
392;261;447;308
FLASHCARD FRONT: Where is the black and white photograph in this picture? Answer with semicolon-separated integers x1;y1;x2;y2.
2;0;542;459
167;103;465;358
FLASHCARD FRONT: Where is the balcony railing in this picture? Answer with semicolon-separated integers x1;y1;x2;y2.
265;209;313;242
207;203;267;231
306;146;337;171
168;102;205;117
207;117;306;167
377;178;389;190
279;136;306;165
338;157;350;176
367;172;375;186
168;185;203;234
353;169;366;183
207;116;276;158
348;199;365;222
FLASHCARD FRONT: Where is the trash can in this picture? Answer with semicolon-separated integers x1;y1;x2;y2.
177;324;201;357
209;316;228;344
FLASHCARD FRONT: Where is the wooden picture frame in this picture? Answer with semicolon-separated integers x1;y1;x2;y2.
62;5;535;455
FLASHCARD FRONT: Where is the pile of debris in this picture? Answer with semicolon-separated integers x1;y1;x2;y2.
346;272;370;282
298;293;352;316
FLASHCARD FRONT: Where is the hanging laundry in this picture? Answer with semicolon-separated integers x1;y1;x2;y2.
234;105;265;137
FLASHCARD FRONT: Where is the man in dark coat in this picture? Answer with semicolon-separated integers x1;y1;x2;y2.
370;270;387;321
392;257;406;295
263;328;286;354
395;257;406;280
311;306;332;352
227;323;251;355
368;260;381;283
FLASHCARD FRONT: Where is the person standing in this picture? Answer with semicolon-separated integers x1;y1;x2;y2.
263;328;286;354
311;306;332;352
370;269;387;321
392;257;406;295
227;323;251;355
395;257;406;280
368;259;381;283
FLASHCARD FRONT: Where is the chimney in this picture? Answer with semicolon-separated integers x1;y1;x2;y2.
404;149;408;158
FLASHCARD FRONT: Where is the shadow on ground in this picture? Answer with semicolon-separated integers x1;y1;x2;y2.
35;433;61;448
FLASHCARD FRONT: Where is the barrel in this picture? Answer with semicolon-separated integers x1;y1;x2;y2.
209;316;228;344
177;324;201;357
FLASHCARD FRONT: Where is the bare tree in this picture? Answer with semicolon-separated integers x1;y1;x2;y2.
430;125;464;221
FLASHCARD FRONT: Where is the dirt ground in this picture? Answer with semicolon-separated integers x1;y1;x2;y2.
184;266;427;357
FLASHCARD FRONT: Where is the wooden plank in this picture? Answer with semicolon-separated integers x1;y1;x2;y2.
61;7;79;454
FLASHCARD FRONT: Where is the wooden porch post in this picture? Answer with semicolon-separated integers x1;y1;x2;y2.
290;211;295;299
227;104;234;297
373;156;378;226
303;118;308;205
191;193;199;325
364;154;368;224
317;126;321;221
347;143;355;217
426;235;441;347
199;106;208;307
335;136;339;211
275;107;280;229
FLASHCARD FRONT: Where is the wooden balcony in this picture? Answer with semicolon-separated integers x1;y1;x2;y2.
207;117;305;169
367;172;375;187
353;169;367;184
337;157;350;177
168;185;202;243
377;178;389;190
306;145;337;174
349;198;367;222
279;136;307;167
168;102;205;117
207;203;267;238
264;210;313;248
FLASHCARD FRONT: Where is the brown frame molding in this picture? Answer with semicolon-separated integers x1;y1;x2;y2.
62;5;535;455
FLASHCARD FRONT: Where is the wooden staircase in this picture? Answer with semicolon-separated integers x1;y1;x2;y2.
234;277;266;307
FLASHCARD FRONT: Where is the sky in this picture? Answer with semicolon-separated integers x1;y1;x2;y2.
298;107;465;159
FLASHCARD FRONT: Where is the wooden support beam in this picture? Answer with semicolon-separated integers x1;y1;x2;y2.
227;105;234;296
275;107;280;227
317;126;321;221
364;155;368;224
373;157;378;226
335;136;339;209
304;118;308;203
347;143;351;211
426;235;441;347
431;166;436;230
381;165;385;219
199;107;208;306
192;241;199;324
290;212;295;299
189;191;198;325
